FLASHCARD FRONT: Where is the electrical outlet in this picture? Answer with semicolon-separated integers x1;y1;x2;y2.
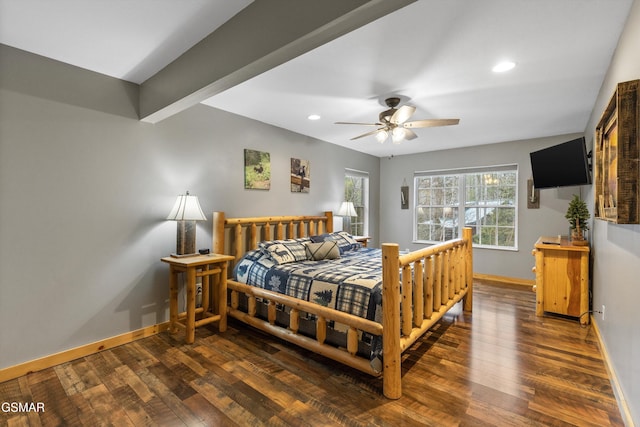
602;304;606;321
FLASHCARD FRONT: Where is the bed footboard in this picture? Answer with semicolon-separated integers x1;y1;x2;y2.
381;227;473;399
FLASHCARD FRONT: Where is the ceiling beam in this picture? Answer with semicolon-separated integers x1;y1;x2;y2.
139;0;415;123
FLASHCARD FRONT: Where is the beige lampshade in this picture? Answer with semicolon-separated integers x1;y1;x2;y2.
166;191;206;221
338;201;357;217
167;191;206;257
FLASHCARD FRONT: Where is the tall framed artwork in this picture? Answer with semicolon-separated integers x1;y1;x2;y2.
594;79;639;223
400;185;409;209
244;149;271;190
291;158;310;193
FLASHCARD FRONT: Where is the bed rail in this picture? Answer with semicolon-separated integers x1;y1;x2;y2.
227;281;383;376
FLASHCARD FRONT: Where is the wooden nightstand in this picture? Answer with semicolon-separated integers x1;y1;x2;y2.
532;236;590;325
353;236;371;247
161;254;234;343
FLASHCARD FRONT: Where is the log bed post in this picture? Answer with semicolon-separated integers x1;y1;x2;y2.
382;243;401;400
463;227;473;312
212;211;225;256
323;211;334;233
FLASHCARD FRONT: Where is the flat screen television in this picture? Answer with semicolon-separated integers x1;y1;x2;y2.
529;137;592;189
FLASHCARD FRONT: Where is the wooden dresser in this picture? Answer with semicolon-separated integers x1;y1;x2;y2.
532;236;590;325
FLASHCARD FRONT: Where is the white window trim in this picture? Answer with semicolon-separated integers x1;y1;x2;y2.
345;168;369;236
413;164;519;251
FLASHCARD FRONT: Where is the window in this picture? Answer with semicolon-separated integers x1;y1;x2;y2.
414;165;518;249
344;169;369;236
415;174;460;242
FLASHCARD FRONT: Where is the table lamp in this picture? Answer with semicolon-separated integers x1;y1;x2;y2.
338;201;357;233
167;191;207;257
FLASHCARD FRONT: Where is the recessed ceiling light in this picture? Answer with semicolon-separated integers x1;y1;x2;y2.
492;61;516;73
307;114;321;120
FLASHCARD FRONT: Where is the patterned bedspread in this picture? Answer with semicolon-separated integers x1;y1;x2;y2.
233;247;383;323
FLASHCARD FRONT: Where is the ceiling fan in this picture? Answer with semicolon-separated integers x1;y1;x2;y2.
335;97;459;144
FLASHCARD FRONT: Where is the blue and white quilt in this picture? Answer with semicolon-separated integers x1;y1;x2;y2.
233;245;383;323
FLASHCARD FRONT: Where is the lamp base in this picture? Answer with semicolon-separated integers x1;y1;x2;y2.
174;220;198;257
342;217;352;233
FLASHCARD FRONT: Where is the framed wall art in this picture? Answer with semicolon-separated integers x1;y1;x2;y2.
244;149;271;190
291;158;310;193
594;79;639;223
400;179;409;209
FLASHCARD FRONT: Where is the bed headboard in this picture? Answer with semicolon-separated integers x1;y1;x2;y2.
212;211;334;263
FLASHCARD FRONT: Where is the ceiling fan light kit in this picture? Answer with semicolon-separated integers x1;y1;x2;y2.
391;128;406;144
336;97;460;145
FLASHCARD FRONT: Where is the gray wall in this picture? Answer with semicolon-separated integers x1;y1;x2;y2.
583;0;640;423
379;133;587;279
0;45;380;370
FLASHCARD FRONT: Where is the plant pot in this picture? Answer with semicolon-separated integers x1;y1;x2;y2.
570;229;589;246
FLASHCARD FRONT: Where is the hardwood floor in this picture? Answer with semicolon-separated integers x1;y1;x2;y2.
0;282;624;426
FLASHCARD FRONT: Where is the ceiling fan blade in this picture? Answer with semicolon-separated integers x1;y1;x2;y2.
404;129;418;140
350;128;386;140
335;121;382;126
390;105;416;125
403;118;460;128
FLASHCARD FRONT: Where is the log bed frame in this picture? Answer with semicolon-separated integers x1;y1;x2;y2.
212;211;473;399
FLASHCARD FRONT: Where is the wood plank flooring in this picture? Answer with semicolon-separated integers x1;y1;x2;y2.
0;282;624;426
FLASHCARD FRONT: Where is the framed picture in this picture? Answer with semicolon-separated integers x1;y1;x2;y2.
244;149;270;190
400;185;409;209
291;158;310;193
594;79;639;223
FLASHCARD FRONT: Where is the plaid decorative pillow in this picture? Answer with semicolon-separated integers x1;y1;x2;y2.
305;241;340;261
259;238;310;264
310;231;361;254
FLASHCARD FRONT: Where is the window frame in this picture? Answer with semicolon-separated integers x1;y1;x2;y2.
413;164;518;251
344;168;369;236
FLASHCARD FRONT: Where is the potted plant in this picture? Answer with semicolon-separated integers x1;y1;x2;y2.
565;194;590;245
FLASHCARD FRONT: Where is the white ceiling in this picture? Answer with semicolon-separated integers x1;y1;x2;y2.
0;0;633;158
0;0;253;84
